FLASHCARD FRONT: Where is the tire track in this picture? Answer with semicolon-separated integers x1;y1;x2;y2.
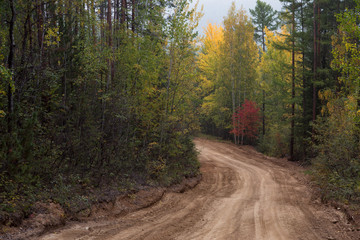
39;138;353;240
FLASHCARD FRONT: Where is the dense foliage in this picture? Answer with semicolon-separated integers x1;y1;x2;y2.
1;0;360;219
199;4;259;145
0;0;201;215
312;0;360;203
230;99;260;145
198;0;360;202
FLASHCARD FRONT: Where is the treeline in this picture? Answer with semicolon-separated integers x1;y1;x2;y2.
198;0;360;202
0;0;201;214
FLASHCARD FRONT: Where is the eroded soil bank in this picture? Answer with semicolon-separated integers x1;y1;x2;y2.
0;175;201;240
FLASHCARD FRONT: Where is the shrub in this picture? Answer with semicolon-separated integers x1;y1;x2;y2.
312;96;360;202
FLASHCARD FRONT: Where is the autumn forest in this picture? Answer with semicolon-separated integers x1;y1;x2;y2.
1;0;360;229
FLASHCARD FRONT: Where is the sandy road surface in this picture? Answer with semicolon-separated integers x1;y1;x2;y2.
39;138;355;240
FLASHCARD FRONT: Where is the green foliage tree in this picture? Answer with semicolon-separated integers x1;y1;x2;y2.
0;0;202;216
312;0;360;203
250;0;278;52
250;0;278;136
256;26;299;157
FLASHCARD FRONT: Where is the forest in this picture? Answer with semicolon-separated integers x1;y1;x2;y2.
1;0;360;228
199;0;360;203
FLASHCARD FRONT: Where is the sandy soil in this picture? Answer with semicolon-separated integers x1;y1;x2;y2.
38;138;360;240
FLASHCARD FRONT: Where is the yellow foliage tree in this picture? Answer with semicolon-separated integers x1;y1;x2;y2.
199;4;259;142
199;23;223;95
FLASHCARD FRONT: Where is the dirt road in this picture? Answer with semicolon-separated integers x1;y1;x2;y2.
39;138;356;240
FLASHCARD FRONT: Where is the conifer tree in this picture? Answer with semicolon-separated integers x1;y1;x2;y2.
250;0;278;136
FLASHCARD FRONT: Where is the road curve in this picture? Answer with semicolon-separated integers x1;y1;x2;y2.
39;138;353;240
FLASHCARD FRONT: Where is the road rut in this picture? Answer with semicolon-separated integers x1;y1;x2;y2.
39;138;354;240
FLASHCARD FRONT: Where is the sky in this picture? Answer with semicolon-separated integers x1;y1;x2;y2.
190;0;282;35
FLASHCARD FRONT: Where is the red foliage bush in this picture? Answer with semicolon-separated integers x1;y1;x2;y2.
230;99;260;140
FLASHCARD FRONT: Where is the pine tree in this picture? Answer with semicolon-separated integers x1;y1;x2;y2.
250;0;278;136
250;0;278;52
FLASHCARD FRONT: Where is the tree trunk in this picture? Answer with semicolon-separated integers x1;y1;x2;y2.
20;13;30;65
312;0;319;133
290;1;295;161
37;0;43;49
7;0;15;135
132;0;136;32
107;0;114;84
37;0;44;68
241;91;246;145
161;46;173;143
100;2;105;42
231;76;237;144
121;0;127;26
115;0;120;24
301;0;306;159
28;9;33;61
91;0;96;43
262;27;266;136
107;0;112;50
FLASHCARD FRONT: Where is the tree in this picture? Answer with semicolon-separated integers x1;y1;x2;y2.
309;0;357;134
256;26;297;157
198;23;225;136
310;0;360;204
230;99;260;145
278;0;300;161
250;0;278;52
6;0;15;134
0;0;203;216
221;3;259;144
250;0;278;136
198;4;258;143
331;0;360;97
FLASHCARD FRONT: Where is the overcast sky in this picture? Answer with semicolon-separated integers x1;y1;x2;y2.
190;0;282;35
